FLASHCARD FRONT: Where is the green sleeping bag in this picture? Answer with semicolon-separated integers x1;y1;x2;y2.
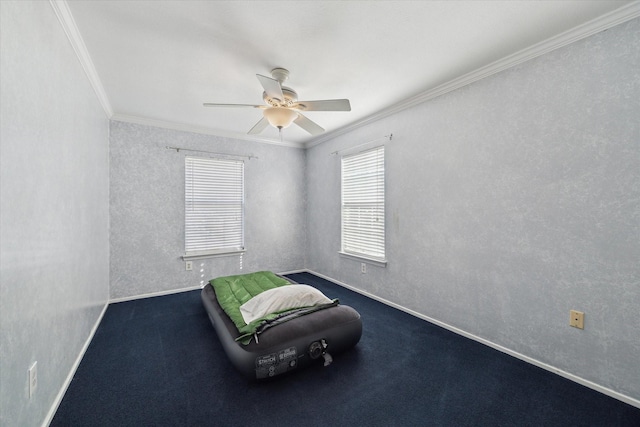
209;271;292;342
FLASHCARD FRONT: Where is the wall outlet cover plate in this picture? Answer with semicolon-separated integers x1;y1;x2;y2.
569;310;584;329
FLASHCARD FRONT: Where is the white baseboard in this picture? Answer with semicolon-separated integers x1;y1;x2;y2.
108;269;317;302
42;301;109;427
278;269;308;276
305;269;640;409
109;285;203;304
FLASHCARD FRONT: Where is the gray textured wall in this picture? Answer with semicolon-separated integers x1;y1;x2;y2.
0;2;110;426
306;18;640;401
2;4;637;426
109;122;307;300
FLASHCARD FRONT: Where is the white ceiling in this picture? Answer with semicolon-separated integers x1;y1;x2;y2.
64;0;637;147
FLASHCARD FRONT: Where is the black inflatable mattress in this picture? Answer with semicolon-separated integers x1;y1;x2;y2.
201;272;362;379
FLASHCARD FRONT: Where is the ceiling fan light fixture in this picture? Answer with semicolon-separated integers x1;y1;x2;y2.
264;107;298;129
203;68;350;136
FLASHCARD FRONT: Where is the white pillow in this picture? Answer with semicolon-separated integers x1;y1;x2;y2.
240;284;333;324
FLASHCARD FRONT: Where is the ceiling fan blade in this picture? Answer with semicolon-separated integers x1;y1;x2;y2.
294;113;324;135
256;74;284;102
247;116;269;135
293;99;351;112
203;103;264;108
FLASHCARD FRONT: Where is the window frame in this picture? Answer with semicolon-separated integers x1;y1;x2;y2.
183;156;245;261
340;146;387;265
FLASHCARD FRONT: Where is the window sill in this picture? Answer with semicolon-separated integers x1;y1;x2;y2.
183;249;245;261
339;251;387;267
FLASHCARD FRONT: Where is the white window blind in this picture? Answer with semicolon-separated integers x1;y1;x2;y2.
341;146;385;261
185;156;244;257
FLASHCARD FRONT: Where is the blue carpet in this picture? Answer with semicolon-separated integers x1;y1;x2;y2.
51;272;640;426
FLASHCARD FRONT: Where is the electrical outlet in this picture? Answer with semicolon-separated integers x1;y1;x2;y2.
569;310;584;329
28;361;37;398
361;263;366;274
185;261;193;271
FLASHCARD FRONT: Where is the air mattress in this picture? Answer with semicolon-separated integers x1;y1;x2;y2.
201;273;362;379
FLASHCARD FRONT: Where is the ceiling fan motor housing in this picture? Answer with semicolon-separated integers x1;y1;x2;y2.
263;87;298;107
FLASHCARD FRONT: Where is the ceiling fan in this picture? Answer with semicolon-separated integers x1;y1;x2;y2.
203;68;351;136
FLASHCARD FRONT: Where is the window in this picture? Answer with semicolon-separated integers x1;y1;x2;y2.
184;156;244;258
341;146;385;262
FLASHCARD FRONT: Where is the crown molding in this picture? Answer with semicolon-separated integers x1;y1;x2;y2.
306;1;640;148
49;0;113;117
50;0;640;150
49;0;303;148
111;114;305;149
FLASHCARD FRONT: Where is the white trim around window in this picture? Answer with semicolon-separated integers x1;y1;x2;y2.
184;156;245;259
341;146;386;264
